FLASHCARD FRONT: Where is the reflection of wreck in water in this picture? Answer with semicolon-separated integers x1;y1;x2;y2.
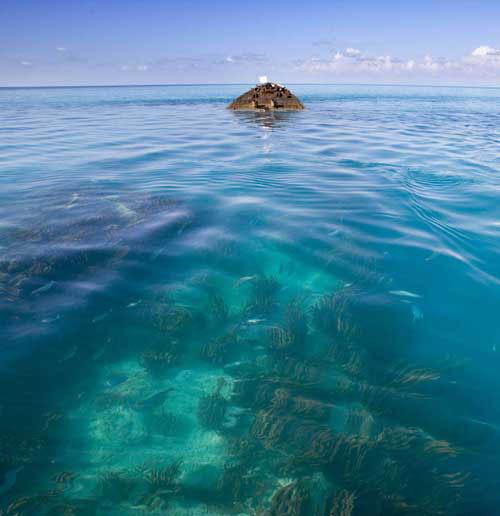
232;109;300;130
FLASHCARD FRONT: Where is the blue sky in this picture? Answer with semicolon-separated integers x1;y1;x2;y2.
1;0;500;86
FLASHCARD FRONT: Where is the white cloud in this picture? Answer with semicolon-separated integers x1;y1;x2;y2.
466;45;500;71
471;45;500;58
121;64;150;71
214;53;268;66
420;55;440;71
20;61;32;66
406;59;415;71
332;48;362;61
296;45;500;79
56;47;66;52
344;47;362;58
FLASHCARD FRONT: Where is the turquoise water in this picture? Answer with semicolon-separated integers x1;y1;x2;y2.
0;84;499;515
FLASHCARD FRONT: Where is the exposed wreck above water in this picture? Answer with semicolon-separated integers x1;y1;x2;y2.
228;81;304;111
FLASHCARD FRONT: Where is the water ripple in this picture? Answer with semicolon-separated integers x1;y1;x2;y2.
0;84;500;513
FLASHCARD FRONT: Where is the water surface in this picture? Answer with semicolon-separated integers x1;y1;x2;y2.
0;84;499;515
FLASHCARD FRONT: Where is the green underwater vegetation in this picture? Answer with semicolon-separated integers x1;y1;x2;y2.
0;191;498;516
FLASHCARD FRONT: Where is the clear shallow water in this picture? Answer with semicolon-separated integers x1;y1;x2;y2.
0;84;499;515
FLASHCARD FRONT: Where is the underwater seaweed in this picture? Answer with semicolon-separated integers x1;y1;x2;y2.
324;341;368;379
384;363;441;392
288;396;331;423
251;409;297;451
226;436;264;466
271;357;323;387
140;347;179;375
245;275;280;315
268;326;296;353
144;461;183;492
5;494;53;515
310;290;358;343
422;439;462;459
327;489;358;516
266;388;331;424
207;292;229;326
284;299;309;347
197;378;229;431
51;471;79;491
289;430;355;470
200;333;237;365
215;463;259;506
360;383;428;419
130;461;184;512
150;295;194;338
231;376;267;408
374;426;424;454
343;407;377;437
263;476;329;516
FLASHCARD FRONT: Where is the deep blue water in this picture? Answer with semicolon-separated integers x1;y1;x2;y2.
0;84;499;515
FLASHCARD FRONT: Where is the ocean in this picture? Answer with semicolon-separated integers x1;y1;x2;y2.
0;84;499;514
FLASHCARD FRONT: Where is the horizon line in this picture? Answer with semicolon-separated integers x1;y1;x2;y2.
1;81;500;90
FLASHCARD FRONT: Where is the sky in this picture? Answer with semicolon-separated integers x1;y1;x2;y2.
1;0;500;87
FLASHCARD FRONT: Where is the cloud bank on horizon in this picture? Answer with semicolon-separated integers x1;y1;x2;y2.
297;45;500;81
9;44;500;87
1;0;499;87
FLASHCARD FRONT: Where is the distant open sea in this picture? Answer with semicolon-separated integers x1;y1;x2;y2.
0;84;499;515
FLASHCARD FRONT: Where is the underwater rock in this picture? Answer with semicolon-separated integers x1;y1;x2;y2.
229;82;304;111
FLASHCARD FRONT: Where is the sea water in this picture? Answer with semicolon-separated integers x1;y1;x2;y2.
0;84;499;515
